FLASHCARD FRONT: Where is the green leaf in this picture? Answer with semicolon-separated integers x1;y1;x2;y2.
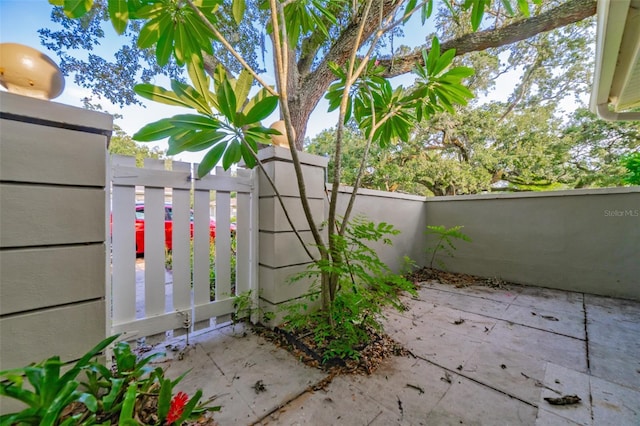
172;80;212;115
186;54;211;102
170;114;220;130
232;0;245;24
101;378;125;411
432;48;456;76
133;118;178;141
155;15;175;66
134;84;192;109
243;95;278;124
108;0;128;34
403;0;417;23
119;384;138;423
234;70;253;111
198;142;227;176
63;0;92;18
500;0;515;15
517;0;530;16
174;19;190;66
426;37;440;73
222;141;241;170
78;393;98;413
137;14;163;49
470;0;486;31
157;379;172;421
217;78;237;122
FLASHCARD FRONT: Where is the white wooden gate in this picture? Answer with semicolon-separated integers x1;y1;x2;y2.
109;155;258;342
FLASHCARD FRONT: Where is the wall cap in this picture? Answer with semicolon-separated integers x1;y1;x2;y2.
423;186;640;202
0;91;113;134
256;146;329;168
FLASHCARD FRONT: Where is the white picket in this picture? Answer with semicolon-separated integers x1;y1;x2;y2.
170;161;192;334
143;159;167;323
111;155;137;327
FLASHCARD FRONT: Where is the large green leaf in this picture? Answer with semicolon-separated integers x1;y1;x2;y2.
217;79;237;122
63;0;92;18
232;0;245;24
170;114;220;130
198;142;228;177
155;15;175;66
171;80;212;115
222;141;242;170
108;0;128;34
234;70;253;111
133;118;179;141
137;14;164;49
134;84;191;109
187;54;211;102
242;95;278;124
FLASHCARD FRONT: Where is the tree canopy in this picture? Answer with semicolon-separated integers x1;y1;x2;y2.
42;0;597;148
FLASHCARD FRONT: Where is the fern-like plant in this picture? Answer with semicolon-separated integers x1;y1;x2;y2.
425;225;471;270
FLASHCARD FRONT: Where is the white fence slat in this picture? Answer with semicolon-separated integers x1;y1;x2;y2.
112;165;191;189
192;171;211;306
247;168;260;322
194;173;252;193
143;159;167;319
236;172;251;296
111;310;189;340
170;162;192;318
214;167;232;305
111;155;137;326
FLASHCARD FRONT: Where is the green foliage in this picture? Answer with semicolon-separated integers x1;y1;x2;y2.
108;126;166;167
284;217;416;362
621;152;640;185
324;47;474;146
0;335;219;425
133;66;278;176
0;335;117;426
425;225;471;269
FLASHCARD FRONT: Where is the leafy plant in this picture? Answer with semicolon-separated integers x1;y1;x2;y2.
621;152;640;185
284;217;416;362
425;225;472;270
0;334;117;425
1;335;220;425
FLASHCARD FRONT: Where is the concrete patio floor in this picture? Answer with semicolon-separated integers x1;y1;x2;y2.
153;280;640;425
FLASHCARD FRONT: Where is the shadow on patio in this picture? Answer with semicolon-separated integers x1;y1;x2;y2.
150;279;640;425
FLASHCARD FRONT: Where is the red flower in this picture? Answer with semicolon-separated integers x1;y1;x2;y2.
166;391;189;425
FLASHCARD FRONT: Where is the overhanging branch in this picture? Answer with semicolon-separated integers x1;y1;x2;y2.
380;0;596;77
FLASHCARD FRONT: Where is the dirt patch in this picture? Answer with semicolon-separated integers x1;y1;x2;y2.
253;324;408;377
407;267;513;289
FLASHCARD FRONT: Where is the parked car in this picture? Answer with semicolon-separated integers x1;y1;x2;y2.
110;204;217;255
132;204;218;255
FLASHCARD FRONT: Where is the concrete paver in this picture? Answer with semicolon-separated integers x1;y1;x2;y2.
148;280;639;425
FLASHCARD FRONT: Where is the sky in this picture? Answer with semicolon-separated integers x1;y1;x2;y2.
0;0;532;163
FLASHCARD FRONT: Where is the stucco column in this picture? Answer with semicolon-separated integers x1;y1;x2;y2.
0;92;112;373
256;146;328;324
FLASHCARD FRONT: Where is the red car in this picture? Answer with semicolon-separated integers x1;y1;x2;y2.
136;204;216;254
132;204;216;255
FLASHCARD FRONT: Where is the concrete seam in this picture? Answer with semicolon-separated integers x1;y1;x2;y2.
582;293;595;423
408;351;539;409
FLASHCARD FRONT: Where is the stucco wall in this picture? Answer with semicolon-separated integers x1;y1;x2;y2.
0;92;112;371
333;187;428;273
423;188;640;300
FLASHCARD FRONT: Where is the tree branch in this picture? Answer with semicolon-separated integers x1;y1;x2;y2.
379;0;596;77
